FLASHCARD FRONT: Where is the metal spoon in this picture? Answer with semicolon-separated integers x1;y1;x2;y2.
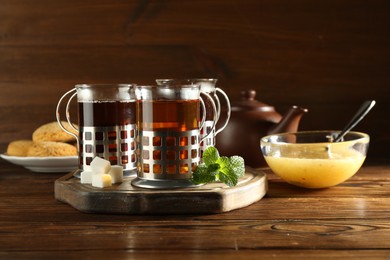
333;100;376;142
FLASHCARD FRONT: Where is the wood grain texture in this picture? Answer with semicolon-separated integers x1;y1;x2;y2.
1;251;390;260
0;160;390;258
54;170;267;214
1;0;389;162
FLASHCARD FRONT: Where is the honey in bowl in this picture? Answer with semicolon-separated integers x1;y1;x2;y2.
260;131;369;189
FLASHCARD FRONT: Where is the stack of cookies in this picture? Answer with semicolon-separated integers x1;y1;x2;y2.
6;122;78;157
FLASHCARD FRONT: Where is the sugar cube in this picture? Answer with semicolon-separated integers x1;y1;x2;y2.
109;165;123;184
80;171;92;184
92;173;112;188
90;156;111;174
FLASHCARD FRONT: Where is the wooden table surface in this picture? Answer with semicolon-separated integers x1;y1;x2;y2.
1;159;389;259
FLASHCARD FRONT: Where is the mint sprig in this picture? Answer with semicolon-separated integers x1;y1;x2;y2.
191;146;245;187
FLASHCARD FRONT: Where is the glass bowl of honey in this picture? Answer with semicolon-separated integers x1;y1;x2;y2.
260;131;369;189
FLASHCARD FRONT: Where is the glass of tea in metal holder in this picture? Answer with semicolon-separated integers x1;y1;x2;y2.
131;84;217;189
156;78;231;154
56;84;137;176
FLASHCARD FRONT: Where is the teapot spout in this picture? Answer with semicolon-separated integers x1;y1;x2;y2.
268;106;308;135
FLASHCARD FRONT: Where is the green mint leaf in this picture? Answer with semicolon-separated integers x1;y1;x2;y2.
229;156;245;178
190;147;245;187
216;156;230;169
218;167;238;187
191;164;217;184
216;155;245;187
207;163;220;173
217;156;239;186
203;146;220;166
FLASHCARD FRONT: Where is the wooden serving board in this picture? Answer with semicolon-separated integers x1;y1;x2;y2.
54;168;267;214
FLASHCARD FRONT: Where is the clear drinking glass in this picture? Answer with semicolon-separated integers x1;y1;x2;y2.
131;84;217;189
156;78;231;153
56;84;137;176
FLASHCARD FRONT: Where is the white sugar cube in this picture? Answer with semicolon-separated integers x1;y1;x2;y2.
90;157;111;175
92;173;112;188
80;171;92;184
109;165;123;184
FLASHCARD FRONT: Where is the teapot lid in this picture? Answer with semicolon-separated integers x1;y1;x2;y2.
232;89;275;112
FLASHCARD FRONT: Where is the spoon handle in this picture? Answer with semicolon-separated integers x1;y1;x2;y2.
334;100;376;142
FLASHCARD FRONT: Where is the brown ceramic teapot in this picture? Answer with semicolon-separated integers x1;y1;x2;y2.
215;89;308;168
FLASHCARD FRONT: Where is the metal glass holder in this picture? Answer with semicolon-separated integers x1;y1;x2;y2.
131;129;201;189
199;120;216;155
80;124;137;176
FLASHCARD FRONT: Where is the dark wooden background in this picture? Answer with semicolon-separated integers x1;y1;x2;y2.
1;0;389;162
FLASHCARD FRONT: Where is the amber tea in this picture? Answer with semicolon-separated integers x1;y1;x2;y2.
56;84;137;174
79;100;136;127
137;99;200;131
132;84;212;189
155;78;231;145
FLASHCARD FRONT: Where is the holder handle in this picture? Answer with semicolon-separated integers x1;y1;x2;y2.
199;91;217;143
56;88;79;142
214;88;231;136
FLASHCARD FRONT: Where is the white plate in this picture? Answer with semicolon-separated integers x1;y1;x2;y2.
1;154;78;173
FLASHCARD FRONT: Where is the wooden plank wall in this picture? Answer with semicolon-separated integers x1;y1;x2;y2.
1;0;389;162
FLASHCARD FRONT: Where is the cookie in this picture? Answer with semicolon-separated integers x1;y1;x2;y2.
6;140;34;157
32;121;78;143
27;141;78;157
